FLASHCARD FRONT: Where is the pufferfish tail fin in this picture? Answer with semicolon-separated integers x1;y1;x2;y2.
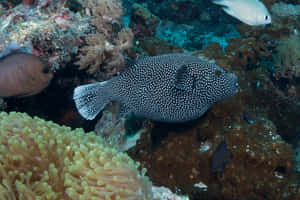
73;81;111;120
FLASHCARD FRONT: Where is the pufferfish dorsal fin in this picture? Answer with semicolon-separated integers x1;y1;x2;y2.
174;63;194;92
124;55;136;68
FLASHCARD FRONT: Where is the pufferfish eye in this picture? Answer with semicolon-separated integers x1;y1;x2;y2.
265;15;268;20
215;69;222;76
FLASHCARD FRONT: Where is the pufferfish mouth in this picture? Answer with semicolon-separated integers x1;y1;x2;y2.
234;82;239;93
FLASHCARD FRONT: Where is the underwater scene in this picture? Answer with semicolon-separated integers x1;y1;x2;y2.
0;0;299;199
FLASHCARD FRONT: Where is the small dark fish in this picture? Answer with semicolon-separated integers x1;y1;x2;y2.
0;52;53;97
210;141;233;176
73;53;238;123
243;112;256;124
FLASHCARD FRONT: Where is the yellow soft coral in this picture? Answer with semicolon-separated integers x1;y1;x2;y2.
0;112;152;200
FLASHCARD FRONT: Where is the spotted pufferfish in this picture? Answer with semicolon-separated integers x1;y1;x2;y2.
73;53;239;123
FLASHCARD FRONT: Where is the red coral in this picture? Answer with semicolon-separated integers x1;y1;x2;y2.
22;0;37;6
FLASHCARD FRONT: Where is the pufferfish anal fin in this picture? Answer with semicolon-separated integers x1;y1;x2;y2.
174;64;194;92
115;104;132;124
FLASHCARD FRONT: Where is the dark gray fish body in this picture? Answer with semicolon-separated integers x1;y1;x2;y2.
210;141;233;176
73;53;238;122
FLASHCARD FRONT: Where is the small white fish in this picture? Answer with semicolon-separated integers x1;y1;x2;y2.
213;0;272;26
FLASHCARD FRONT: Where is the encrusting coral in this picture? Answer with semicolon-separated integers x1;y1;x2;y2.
0;111;152;200
225;37;271;68
273;34;300;80
0;0;91;70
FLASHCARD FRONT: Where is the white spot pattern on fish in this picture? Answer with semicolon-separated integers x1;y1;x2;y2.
73;53;238;123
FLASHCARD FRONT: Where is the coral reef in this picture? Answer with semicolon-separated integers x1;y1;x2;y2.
155;21;193;49
273;34;300;80
0;0;90;70
125;0;239;50
94;105;150;152
75;0;134;79
94;108;128;149
0;0;133;79
270;2;300;18
75;28;133;76
128;100;299;200
225;37;271;68
197;40;300;141
0;111;152;200
129;0;207;24
137;37;184;56
152;186;189;200
0;1;299;200
130;3;160;37
124;19;300;197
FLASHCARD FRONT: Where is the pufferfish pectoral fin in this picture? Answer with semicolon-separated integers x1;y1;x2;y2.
174;64;194;92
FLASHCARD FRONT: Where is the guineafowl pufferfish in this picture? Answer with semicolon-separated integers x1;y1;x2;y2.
73;53;239;123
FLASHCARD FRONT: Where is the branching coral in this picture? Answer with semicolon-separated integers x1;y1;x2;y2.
0;111;152;200
76;0;134;78
273;34;300;79
76;33;108;73
81;0;123;24
76;28;133;77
